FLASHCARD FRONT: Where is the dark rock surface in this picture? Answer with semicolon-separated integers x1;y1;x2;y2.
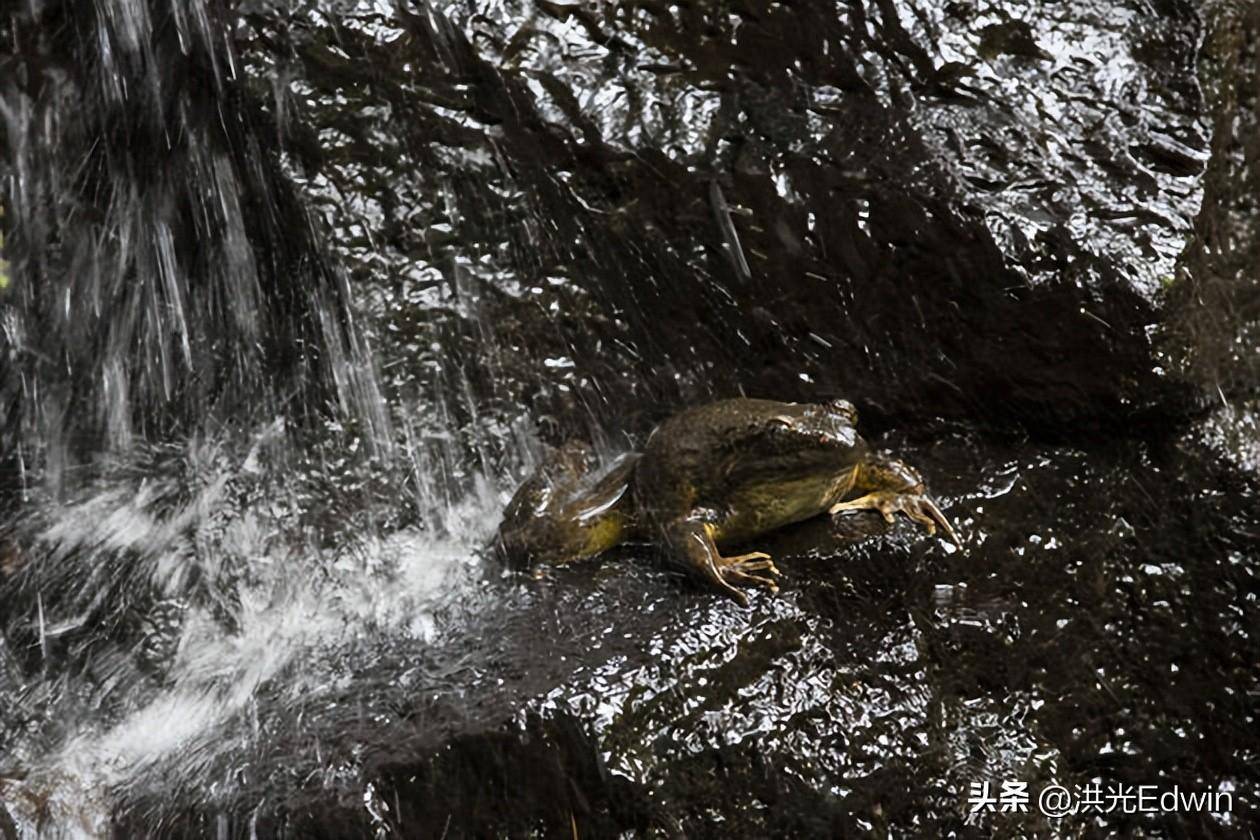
2;0;1258;837
236;0;1209;443
109;432;1259;837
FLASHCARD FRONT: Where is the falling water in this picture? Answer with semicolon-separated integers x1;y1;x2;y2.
0;1;421;832
0;0;389;484
1;0;1257;836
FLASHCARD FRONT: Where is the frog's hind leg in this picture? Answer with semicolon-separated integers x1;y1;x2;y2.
664;521;781;607
828;457;961;546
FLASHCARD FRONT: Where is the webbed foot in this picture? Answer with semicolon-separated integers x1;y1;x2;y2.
668;523;783;607
715;550;781;595
829;490;961;546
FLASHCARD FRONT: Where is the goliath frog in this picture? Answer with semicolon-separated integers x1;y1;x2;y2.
496;398;959;605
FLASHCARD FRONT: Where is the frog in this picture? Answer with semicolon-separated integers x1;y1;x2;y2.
495;398;959;606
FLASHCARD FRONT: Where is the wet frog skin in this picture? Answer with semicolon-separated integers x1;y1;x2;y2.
496;398;959;605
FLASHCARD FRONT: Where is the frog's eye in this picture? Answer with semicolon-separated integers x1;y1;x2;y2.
770;415;796;430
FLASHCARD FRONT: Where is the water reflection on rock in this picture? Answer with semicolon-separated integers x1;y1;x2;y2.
0;0;1257;837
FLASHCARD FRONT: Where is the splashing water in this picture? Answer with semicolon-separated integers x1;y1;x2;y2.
1;420;504;835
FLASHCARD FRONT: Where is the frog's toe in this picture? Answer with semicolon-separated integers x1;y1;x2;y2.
717;551;781;594
671;523;781;606
892;495;961;546
900;501;938;532
722;567;780;593
707;566;752;606
726;550;771;562
917;496;961;546
694;551;754;606
832;490;961;546
720;551;780;575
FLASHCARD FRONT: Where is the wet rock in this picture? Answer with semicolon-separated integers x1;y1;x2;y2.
4;1;1259;836
1162;0;1260;400
105;433;1260;836
217;0;1209;445
978;20;1051;61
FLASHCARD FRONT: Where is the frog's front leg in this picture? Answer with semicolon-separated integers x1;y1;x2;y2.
663;519;781;607
829;457;961;546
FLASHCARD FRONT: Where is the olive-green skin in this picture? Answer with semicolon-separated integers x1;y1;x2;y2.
633;398;869;545
496;398;954;604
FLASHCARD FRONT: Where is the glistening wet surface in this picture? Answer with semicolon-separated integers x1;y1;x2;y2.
0;0;1257;837
63;431;1249;837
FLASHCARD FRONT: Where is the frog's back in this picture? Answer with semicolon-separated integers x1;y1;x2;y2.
641;398;803;461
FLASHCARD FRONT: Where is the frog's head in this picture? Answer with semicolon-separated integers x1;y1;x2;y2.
764;399;859;443
728;398;864;479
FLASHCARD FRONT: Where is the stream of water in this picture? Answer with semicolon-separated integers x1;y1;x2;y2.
1;1;1256;837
